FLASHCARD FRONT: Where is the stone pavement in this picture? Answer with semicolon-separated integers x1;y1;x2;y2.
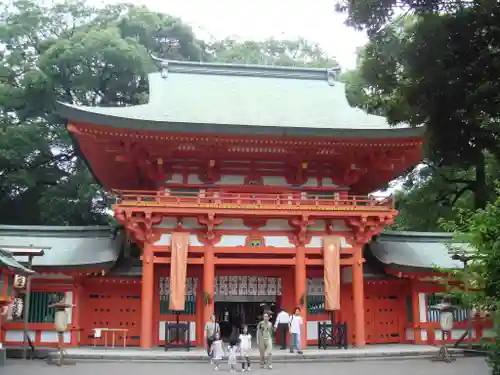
4;357;489;375
44;344;464;362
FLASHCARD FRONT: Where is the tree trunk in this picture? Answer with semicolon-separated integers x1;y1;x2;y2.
474;151;489;210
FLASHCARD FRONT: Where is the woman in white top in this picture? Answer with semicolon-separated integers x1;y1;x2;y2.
289;307;303;354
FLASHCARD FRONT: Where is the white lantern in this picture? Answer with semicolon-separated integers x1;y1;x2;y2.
11;298;23;318
54;310;68;333
13;275;26;289
440;311;454;332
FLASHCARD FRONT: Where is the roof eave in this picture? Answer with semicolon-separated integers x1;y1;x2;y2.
56;102;425;140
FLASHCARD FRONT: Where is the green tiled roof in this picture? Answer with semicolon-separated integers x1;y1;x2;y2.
369;231;468;271
0;225;121;269
56;60;423;139
0;248;34;275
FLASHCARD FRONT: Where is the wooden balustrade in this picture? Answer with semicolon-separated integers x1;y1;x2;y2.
112;189;394;212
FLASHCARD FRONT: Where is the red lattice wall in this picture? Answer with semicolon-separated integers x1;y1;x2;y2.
80;280;141;347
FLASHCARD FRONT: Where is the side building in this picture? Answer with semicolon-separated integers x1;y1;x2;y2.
0;226;490;347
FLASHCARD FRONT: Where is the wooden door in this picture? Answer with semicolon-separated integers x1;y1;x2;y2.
80;282;141;346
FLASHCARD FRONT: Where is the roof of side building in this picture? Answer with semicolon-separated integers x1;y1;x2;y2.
0;225;122;270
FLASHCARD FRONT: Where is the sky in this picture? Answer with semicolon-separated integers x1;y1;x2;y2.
98;0;368;70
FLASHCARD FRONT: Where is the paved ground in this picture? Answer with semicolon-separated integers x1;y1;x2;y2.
3;357;489;375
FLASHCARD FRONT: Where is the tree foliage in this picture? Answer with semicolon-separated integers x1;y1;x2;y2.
341;2;500;231
0;0;337;226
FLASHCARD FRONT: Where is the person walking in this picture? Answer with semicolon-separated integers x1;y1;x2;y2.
256;312;274;369
274;307;290;350
205;314;221;363
210;333;225;371
289;307;303;354
239;325;252;371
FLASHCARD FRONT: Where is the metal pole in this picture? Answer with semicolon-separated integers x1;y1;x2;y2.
22;256;33;360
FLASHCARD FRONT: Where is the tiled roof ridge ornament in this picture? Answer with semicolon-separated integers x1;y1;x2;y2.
151;55;169;79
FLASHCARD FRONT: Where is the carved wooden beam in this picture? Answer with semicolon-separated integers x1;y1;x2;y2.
197;213;222;245
345;215;395;245
114;209;163;245
289;215;315;246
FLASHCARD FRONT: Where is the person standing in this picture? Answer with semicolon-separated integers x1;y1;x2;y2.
289;307;303;354
256;312;274;369
205;314;220;362
274;307;290;350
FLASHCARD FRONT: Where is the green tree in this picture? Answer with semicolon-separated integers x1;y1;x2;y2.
0;0;207;225
209;38;338;68
340;5;500;230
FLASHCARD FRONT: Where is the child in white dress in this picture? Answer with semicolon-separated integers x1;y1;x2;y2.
239;325;252;371
210;333;225;371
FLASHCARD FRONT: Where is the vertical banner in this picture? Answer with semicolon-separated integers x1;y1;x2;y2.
323;235;341;311
169;232;189;311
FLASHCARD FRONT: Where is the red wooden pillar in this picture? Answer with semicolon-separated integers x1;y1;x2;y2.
411;281;422;344
295;246;307;347
203;245;215;341
140;244;155;348
70;280;83;346
352;255;366;347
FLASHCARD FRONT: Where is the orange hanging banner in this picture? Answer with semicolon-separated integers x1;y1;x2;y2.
323;235;341;311
169;232;189;311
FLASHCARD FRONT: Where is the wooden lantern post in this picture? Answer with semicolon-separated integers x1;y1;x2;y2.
430;302;457;363
48;302;75;366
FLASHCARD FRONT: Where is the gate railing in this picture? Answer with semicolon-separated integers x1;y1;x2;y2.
112;189;394;212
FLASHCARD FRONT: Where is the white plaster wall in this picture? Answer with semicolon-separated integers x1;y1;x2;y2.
303;177;318;187
307;320;329;340
159;321;196;341
261;219;293;230
262;176;287;186
215;235;246;247
263;236;294;247
420;329;428;341
418;293;427;323
406;328;415;341
156;218;178;229
183;218;203;229
451;328;476;339
305;236;351;249
187;174;203;184
40;331;71;343
321;178;338;188
165;174;183;184
218;219;250;230
64;291;73;324
308;219;326;231
156;217;203;229
330;220;347;231
219;175;246;184
5;330;35;342
154;233;204;246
